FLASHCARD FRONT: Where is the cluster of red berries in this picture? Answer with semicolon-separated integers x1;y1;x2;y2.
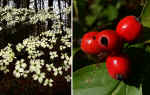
80;16;142;80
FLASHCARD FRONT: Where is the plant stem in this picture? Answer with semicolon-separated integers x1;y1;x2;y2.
140;0;147;18
73;0;79;21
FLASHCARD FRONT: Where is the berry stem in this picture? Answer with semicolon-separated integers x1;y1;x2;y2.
139;0;147;18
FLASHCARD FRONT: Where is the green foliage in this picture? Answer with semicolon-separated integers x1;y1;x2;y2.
142;0;150;28
145;46;150;53
73;63;141;95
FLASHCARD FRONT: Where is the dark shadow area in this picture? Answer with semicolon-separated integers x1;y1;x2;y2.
138;27;150;42
122;47;150;95
73;50;95;71
0;23;44;49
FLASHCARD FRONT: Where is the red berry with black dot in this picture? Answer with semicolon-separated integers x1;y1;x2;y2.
96;30;123;52
116;16;142;42
106;55;131;80
81;31;101;54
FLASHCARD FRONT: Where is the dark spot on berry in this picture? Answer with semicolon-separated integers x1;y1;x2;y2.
92;36;96;40
101;37;108;46
116;74;123;81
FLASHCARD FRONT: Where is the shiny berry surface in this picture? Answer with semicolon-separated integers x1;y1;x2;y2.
106;55;131;80
81;31;101;54
116;16;142;42
96;30;122;52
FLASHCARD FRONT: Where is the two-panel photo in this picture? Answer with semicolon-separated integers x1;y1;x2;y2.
0;0;149;95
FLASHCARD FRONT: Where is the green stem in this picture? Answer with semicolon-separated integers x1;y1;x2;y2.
74;0;79;21
140;0;147;18
111;82;124;95
139;84;143;95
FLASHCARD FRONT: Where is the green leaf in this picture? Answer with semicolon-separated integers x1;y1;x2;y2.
111;82;142;95
85;15;97;26
128;43;144;48
141;0;150;28
103;5;118;21
76;0;87;18
73;63;142;95
145;46;150;53
90;3;102;15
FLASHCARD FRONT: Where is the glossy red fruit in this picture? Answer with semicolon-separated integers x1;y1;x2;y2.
106;55;131;80
116;16;142;42
96;30;122;52
81;31;101;54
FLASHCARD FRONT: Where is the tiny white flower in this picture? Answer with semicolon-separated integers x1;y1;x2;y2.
13;69;21;78
21;63;27;68
33;74;38;80
16;43;24;52
23;73;27;78
4;69;9;74
43;78;54;87
53;67;62;76
32;72;45;83
65;75;71;82
0;27;2;31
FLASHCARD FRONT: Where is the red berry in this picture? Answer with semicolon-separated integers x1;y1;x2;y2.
96;30;122;52
116;16;142;42
81;31;101;54
106;55;131;80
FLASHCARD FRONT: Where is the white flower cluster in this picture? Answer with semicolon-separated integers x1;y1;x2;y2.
0;44;15;74
29;59;45;73
62;53;71;71
0;6;34;26
61;28;72;48
0;19;71;89
29;10;55;24
0;6;71;27
46;64;63;76
15;27;71;86
13;59;29;78
0;5;71;87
